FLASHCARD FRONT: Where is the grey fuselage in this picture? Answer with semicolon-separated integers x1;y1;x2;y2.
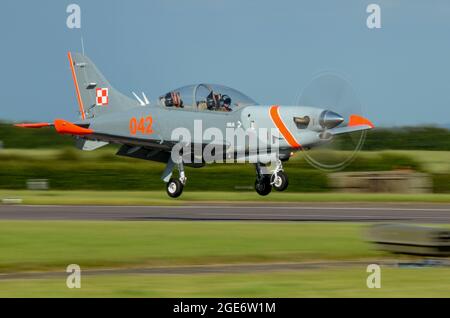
86;102;327;163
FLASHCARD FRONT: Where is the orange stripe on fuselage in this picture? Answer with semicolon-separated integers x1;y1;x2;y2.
269;105;301;149
68;52;86;120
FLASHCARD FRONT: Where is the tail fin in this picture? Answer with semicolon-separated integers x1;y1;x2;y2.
68;52;138;120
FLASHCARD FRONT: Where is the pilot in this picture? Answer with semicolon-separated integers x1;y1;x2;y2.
164;92;184;108
220;95;232;112
206;91;221;110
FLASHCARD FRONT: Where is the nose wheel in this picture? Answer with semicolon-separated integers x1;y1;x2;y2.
271;171;289;192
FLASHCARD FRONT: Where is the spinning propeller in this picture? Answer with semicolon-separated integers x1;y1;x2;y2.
297;73;368;171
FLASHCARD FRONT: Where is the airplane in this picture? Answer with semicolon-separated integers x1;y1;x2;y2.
16;52;374;198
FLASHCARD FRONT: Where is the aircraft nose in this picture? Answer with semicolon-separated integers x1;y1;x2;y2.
319;110;344;129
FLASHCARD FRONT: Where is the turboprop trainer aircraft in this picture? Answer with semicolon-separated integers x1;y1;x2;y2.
16;52;374;198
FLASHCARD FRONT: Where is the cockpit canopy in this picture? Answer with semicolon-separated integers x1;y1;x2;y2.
159;84;258;111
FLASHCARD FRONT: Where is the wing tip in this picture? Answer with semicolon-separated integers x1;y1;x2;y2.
349;114;375;129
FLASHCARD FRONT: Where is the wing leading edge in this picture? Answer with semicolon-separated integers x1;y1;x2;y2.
328;114;375;136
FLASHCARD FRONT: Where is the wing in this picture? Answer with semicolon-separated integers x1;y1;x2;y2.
328;114;374;136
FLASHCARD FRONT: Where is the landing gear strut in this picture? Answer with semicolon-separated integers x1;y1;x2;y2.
163;157;187;198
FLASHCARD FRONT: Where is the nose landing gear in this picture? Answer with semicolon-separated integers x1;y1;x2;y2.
254;160;289;196
271;160;289;192
271;171;289;192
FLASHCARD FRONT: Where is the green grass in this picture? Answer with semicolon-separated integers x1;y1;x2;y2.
0;149;329;192
1;148;449;192
1;190;450;205
2;268;450;297
1;221;449;297
385;150;450;173
0;221;387;272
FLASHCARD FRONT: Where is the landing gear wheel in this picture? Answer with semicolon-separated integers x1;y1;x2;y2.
255;176;272;196
272;171;289;192
166;178;184;198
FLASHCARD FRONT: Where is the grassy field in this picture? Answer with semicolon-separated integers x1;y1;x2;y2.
1;190;450;205
0;221;388;272
0;148;449;193
1;148;444;169
0;221;449;297
386;150;450;174
2;268;450;297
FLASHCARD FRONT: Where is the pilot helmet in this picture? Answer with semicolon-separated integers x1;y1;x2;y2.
207;92;220;109
221;95;231;107
164;92;174;107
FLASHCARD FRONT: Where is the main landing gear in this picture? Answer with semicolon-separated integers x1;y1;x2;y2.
166;178;184;198
161;157;289;198
255;160;289;196
162;157;187;198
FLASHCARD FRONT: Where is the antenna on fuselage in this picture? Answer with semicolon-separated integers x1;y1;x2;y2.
132;91;150;106
132;92;145;106
81;36;85;56
142;92;150;105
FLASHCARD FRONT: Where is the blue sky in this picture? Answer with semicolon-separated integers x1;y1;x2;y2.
0;0;449;127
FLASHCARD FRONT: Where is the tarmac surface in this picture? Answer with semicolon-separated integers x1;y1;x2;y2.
1;259;449;280
0;203;449;223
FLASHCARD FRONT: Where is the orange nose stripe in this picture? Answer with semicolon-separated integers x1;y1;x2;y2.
269;105;301;149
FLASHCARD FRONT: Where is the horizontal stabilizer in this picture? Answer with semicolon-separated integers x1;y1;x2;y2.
15;120;93;136
76;139;109;151
15;123;52;129
54;119;93;136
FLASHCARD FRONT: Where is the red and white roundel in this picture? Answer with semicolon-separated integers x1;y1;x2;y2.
96;88;109;106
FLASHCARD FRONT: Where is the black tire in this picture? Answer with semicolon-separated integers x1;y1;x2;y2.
255;176;272;196
166;178;184;198
272;171;289;192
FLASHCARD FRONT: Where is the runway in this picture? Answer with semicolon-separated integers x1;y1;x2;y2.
1;259;450;280
0;203;450;223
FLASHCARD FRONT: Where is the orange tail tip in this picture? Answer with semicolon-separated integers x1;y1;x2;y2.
348;114;375;129
15;123;52;129
54;119;93;136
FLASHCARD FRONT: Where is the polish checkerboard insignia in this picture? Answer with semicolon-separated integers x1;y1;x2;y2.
96;88;109;106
